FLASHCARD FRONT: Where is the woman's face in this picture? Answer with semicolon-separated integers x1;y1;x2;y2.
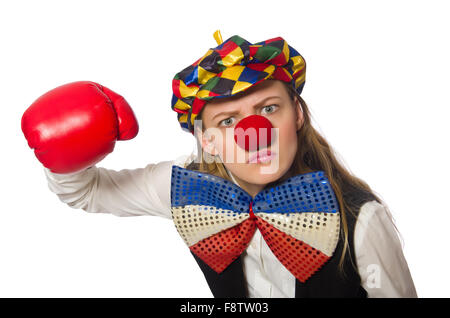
198;80;304;196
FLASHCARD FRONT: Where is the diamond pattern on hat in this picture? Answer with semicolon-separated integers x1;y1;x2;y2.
237;66;269;83
199;50;226;73
231;81;253;95
220;66;245;81
171;34;307;133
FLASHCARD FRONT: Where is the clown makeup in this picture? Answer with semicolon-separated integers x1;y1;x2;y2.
196;80;304;197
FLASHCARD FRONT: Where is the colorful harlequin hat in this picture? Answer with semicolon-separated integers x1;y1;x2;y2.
171;30;307;134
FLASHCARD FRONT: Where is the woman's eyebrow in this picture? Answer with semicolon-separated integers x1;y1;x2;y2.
212;96;282;120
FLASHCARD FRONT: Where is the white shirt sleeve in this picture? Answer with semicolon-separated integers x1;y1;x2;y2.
355;200;418;297
43;155;192;219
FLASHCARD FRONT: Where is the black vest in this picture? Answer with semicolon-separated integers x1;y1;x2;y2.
190;183;377;298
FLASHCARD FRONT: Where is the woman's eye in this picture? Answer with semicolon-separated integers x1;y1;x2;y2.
219;117;235;127
261;104;278;114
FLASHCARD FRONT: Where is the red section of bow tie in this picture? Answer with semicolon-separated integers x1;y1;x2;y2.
189;216;331;283
190;219;256;273
255;217;330;283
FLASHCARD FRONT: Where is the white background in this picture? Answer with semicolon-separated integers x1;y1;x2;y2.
1;0;449;297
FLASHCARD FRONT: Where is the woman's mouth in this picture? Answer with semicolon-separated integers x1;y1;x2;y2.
247;149;276;164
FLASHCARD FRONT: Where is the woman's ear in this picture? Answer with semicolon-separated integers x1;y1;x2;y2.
202;139;219;156
196;127;219;156
294;97;304;131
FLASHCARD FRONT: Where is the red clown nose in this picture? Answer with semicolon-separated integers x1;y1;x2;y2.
234;115;274;151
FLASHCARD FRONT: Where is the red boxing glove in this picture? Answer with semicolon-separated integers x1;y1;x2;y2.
21;81;139;174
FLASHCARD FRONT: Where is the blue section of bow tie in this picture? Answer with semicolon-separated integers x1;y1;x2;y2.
252;171;339;213
171;165;251;213
171;165;339;214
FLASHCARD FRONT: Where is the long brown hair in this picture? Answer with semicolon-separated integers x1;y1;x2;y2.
187;80;400;277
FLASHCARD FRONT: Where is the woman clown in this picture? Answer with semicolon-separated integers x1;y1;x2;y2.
21;31;417;298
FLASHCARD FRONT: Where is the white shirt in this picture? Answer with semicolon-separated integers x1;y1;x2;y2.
43;154;417;298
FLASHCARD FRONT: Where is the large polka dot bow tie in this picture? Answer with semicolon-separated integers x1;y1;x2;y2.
170;166;341;283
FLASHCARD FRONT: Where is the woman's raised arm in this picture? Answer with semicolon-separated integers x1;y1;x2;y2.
43;159;179;219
